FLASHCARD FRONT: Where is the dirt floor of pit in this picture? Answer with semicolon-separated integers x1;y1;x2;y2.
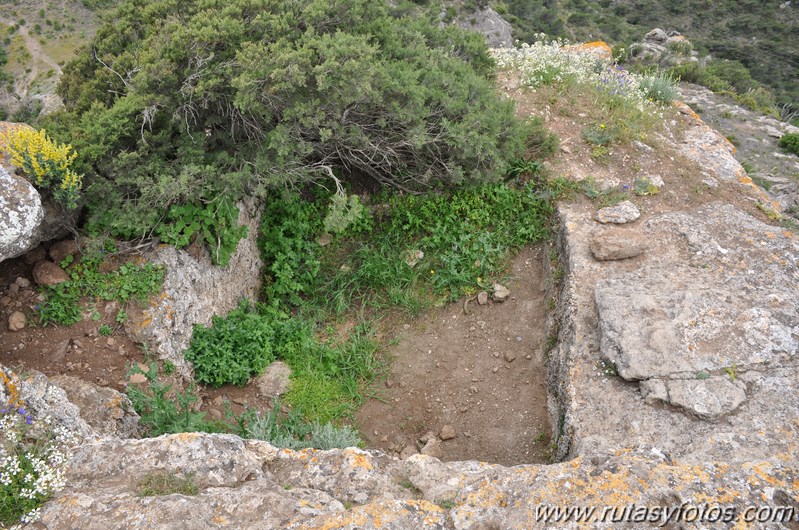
356;246;553;466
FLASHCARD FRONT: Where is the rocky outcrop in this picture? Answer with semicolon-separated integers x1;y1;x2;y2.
550;201;799;463
628;28;698;68
38;433;798;529
455;7;513;48
0;165;43;262
125;200;263;379
1;364;139;441
679;83;799;217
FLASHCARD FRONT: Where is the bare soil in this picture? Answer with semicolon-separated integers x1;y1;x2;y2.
0;254;148;393
357;246;553;466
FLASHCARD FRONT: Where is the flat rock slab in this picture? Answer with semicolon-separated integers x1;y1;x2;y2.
595;265;797;380
593;200;640;224
38;433;799;530
641;377;747;420
589;228;647;260
552;201;799;464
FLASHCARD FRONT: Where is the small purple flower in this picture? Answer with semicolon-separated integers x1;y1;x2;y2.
26;417;33;425
18;406;25;415
1;408;7;414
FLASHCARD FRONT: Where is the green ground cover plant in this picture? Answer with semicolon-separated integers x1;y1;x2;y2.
779;133;799;156
38;252;164;326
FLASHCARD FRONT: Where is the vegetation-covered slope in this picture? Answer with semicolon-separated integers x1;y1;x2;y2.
501;0;798;117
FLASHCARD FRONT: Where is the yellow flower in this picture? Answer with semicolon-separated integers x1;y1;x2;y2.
0;127;82;208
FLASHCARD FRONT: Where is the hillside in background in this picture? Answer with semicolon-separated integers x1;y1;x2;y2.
0;0;117;118
501;0;798;117
0;0;796;122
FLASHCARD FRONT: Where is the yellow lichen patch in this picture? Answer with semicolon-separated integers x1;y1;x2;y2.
565;41;613;61
673;101;704;124
212;515;229;525
746;462;788;488
348;451;374;470
1;367;24;409
171;432;200;443
766;232;777;239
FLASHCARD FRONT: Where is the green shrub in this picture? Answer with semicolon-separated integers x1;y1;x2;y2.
184;301;281;387
54;0;528;236
638;73;679;104
779;133;799;156
245;401;362;449
126;361;219;436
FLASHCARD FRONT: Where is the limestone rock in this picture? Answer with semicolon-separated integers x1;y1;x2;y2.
477;291;488;305
491;283;510;302
8;310;26;331
455;7;513;48
644;28;668;43
554;201;799;466
593;200;640;224
51;375;140;438
125;200;263;379
32;260;69;286
256;361;292;397
49;239;79;263
589;229;647;260
641;377;747;420
1;364;94;441
420;438;443;459
35;433;799;530
0;165;43;262
439;425;456;440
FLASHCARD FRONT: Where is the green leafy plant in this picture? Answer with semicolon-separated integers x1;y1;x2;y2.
155;196;248;267
184;300;280;387
779;133;799;156
38;254;164;326
98;324;112;336
125;362;218;436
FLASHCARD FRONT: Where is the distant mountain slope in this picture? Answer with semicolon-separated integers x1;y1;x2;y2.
502;0;798;113
0;0;119;117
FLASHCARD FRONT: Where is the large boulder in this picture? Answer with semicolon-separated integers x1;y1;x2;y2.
455;7;513;48
37;433;799;529
125;200;263;379
0;165;43;262
0;364;140;441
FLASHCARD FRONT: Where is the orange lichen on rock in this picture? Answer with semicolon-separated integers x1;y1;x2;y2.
565;41;613;61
